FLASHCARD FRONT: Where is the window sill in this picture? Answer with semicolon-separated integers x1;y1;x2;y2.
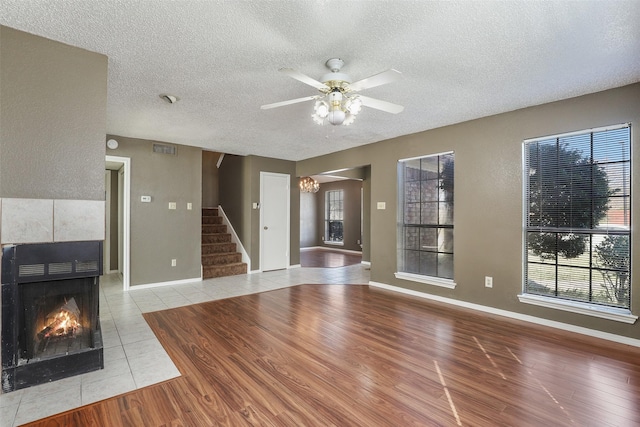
324;241;344;246
394;272;456;289
518;293;637;324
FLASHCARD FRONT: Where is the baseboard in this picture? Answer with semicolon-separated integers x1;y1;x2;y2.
288;264;301;269
129;276;202;290
361;261;371;266
369;281;640;349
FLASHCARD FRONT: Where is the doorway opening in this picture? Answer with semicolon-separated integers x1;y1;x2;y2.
105;155;131;290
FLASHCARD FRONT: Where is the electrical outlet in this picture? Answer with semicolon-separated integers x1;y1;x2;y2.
485;276;493;288
187;202;192;210
171;259;177;267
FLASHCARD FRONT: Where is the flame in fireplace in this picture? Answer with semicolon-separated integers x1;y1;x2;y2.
38;297;81;340
43;309;79;338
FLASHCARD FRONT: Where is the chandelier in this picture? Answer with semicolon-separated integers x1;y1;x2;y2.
299;176;320;193
311;89;363;126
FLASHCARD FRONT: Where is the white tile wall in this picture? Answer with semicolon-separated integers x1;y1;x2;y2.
0;198;104;244
53;199;105;242
0;198;54;243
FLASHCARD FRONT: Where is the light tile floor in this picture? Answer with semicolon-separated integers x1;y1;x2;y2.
1;264;369;427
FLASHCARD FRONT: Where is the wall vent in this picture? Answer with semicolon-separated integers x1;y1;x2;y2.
152;143;177;155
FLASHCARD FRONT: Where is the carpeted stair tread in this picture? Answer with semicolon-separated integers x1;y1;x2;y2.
202;242;237;254
203;262;247;278
202;252;242;266
202;233;232;244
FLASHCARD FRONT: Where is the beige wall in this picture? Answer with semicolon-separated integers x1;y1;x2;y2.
0;26;107;200
106;135;202;286
298;83;640;340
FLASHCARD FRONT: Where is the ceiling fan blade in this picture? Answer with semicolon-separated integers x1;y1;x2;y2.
260;95;319;110
280;68;329;91
358;95;404;114
346;69;402;92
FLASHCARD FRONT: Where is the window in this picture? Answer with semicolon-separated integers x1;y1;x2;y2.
396;152;454;286
325;190;344;244
523;124;631;311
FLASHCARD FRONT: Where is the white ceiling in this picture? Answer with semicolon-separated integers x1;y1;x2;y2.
2;1;639;161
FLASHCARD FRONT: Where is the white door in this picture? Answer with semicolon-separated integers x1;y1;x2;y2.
260;172;290;271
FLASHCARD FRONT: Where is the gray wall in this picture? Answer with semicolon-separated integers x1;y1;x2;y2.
300;192;317;248
106;135;202;286
202;151;221;207
220;154;300;270
0;26;107;200
315;180;363;252
298;83;640;340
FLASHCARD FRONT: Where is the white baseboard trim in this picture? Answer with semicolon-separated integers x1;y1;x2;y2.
361;261;371;266
288;264;301;269
369;281;640;349
129;276;203;290
250;269;260;274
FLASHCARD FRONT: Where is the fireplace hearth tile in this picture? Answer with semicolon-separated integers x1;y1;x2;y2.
81;371;136;405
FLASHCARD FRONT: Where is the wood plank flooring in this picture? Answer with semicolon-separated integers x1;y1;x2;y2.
24;284;640;426
300;249;362;268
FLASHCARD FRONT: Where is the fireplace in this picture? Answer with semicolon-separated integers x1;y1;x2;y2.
1;241;104;393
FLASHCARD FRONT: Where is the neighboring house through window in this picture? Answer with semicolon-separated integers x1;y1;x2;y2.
325;189;344;244
521;124;632;320
395;152;455;289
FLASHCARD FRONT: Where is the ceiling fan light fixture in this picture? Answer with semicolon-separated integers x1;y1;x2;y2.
345;97;362;115
327;109;345;125
343;112;356;126
314;100;329;118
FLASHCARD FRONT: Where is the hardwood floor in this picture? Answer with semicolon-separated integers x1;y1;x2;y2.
24;285;640;426
300;248;362;268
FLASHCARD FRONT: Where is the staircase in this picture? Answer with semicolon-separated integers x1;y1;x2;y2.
202;208;247;279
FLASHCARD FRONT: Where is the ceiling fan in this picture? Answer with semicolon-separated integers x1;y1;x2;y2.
260;58;404;126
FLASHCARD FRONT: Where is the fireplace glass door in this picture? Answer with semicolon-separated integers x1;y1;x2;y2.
20;277;98;362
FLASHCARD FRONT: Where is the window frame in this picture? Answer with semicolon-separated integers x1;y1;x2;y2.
520;123;636;323
395;151;456;289
324;189;344;245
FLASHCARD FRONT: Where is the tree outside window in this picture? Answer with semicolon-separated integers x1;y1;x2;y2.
524;125;631;309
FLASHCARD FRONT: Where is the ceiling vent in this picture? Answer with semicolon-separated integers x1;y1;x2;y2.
152;143;177;155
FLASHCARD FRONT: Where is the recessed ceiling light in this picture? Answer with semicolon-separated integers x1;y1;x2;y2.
159;94;179;104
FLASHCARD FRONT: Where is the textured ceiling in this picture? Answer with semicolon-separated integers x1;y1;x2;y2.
2;1;639;161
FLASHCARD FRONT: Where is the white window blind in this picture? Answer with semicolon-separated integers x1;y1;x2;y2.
524;124;631;309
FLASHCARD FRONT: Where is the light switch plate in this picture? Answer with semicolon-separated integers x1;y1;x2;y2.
168;202;176;210
377;202;386;210
187;202;192;210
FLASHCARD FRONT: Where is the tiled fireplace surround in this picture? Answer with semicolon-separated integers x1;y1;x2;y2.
0;198;106;406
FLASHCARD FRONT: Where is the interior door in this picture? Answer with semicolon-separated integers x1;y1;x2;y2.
260;172;290;271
